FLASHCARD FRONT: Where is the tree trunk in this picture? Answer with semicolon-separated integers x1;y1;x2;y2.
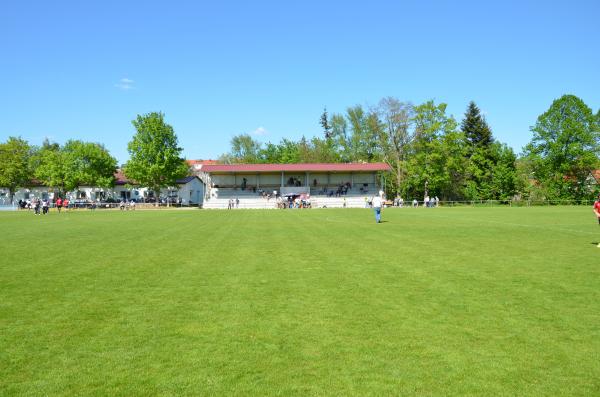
395;159;403;197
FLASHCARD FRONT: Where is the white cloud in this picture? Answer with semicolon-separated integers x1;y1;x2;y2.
251;126;268;136
115;78;135;90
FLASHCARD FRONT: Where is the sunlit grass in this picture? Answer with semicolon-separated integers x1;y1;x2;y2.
1;207;599;396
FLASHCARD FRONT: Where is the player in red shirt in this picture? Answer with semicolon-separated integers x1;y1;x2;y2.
594;194;600;248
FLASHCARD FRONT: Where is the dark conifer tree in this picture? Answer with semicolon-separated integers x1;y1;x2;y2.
461;101;493;152
320;107;332;139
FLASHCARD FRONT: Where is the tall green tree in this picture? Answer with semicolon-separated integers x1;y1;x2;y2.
488;143;519;200
460;101;499;199
405;101;463;200
320;107;332;139
374;97;415;196
0;137;32;203
124;112;188;201
63;140;117;188
31;141;68;193
461;101;493;151
438;128;469;200
225;134;262;163
329;113;349;161
345;105;380;162
33;140;117;194
523;95;600;200
309;137;341;163
261;139;300;163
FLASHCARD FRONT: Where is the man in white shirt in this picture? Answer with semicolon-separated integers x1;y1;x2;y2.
372;195;382;223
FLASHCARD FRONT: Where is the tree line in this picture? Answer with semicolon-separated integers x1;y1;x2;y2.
219;95;600;201
1;95;599;204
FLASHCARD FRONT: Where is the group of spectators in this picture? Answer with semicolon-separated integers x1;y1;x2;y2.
257;189;278;201
119;199;136;210
227;198;240;209
423;196;439;207
286;177;303;187
18;197;71;215
327;182;352;197
277;195;311;209
391;196;441;208
363;195;441;208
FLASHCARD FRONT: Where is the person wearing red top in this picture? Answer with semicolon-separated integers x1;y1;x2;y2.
56;197;63;213
594;194;600;248
63;198;69;211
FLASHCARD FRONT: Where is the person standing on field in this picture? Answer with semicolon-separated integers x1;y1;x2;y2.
372;194;382;223
594;194;600;248
56;197;62;213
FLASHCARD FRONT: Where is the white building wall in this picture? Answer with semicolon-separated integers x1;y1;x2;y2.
164;178;204;205
8;187;55;203
112;186;150;201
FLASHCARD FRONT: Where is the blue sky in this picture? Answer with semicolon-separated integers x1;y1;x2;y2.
1;0;599;164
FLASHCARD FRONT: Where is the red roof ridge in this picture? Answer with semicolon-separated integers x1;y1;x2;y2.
200;162;391;173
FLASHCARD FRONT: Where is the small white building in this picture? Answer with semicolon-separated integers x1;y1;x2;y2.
169;176;204;205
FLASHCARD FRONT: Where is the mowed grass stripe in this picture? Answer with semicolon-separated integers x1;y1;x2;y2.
1;207;599;396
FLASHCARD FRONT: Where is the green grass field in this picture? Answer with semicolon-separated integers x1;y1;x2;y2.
1;207;599;396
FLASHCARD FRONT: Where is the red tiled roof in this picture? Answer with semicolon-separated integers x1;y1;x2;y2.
564;170;600;183
200;162;391;173
115;170;134;185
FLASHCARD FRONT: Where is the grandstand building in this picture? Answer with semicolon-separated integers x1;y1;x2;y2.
197;162;391;209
